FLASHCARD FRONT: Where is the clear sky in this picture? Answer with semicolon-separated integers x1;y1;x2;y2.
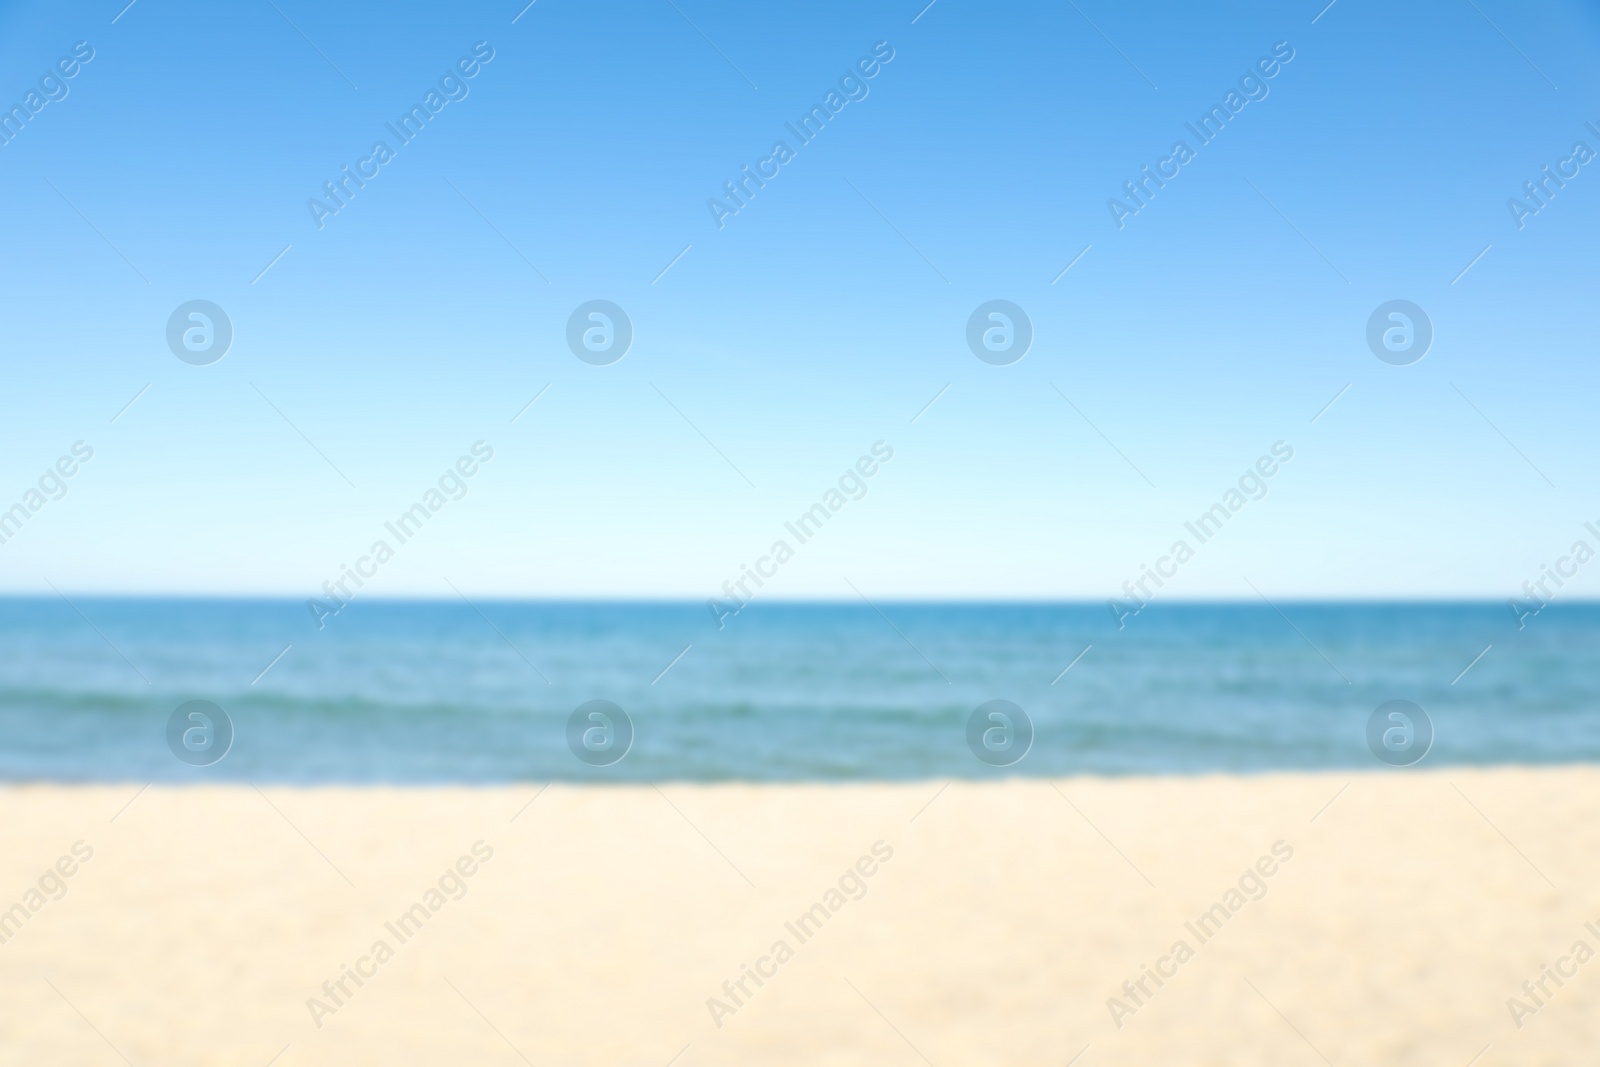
1;0;1598;601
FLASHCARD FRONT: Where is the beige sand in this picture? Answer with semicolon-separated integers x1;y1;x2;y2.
0;768;1596;1065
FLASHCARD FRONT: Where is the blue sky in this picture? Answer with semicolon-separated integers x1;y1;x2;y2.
1;0;1598;600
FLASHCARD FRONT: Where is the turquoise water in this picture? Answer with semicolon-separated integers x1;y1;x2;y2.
0;598;1593;781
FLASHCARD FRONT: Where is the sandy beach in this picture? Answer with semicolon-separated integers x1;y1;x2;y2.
1;768;1596;1065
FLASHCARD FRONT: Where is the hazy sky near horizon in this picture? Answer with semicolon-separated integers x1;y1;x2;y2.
2;0;1599;601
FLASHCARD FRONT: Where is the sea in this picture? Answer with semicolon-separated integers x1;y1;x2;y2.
0;598;1594;782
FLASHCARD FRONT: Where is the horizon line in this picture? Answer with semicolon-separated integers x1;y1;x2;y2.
0;592;1580;606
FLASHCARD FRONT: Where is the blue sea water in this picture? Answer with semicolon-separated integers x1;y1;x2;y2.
0;598;1594;782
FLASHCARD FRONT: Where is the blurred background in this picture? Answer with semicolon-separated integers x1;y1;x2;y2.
2;3;1599;1064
